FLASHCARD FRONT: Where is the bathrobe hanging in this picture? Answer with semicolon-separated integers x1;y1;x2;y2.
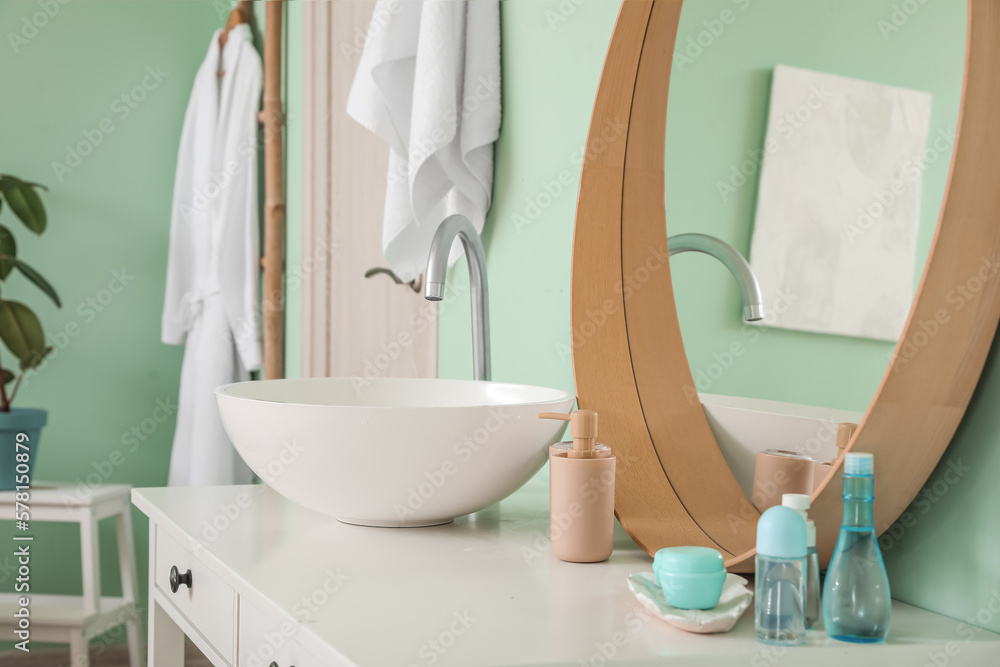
162;24;261;486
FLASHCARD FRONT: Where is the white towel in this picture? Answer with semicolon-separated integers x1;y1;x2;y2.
347;0;501;283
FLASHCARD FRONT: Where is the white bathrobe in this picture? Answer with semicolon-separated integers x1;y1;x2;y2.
162;24;261;486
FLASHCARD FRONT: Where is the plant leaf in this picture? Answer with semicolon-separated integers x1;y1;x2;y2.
0;256;60;308
0;179;46;234
0;175;47;191
0;300;46;368
0;226;16;280
21;346;51;371
0;369;13;386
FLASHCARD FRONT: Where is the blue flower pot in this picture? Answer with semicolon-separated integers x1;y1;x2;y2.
0;408;47;491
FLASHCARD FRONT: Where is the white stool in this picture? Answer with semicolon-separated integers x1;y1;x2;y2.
0;482;144;667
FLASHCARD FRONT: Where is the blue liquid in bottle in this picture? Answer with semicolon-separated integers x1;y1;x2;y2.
822;453;891;642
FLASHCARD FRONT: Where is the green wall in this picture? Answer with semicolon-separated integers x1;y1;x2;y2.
0;0;224;647
439;0;999;633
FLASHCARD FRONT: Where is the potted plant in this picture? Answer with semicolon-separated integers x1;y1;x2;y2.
0;175;60;490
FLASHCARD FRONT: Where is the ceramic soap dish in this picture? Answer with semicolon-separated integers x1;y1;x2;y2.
627;572;753;634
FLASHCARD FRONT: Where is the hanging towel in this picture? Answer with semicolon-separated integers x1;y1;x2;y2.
347;0;502;283
161;24;261;486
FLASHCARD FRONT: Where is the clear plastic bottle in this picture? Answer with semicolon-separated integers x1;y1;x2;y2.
755;505;807;646
822;452;891;642
782;493;820;629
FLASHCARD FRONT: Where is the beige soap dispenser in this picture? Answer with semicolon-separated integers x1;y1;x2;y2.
539;409;616;563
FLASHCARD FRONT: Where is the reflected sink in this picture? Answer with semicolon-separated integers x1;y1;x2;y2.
699;393;865;498
216;378;574;527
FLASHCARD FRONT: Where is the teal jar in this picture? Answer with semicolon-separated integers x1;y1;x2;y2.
0;408;47;491
653;546;727;610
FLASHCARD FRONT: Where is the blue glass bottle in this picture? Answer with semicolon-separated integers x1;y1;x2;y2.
822;452;891;642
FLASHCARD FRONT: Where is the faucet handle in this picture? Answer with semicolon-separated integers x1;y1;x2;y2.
363;267;423;293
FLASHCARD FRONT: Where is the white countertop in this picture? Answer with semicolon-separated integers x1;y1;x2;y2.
133;479;1000;666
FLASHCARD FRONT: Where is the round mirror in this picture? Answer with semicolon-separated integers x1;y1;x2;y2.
571;0;1000;570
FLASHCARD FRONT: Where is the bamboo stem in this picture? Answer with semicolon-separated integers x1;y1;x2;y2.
262;0;285;380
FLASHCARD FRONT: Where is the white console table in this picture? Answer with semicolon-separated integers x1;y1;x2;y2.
132;480;1000;666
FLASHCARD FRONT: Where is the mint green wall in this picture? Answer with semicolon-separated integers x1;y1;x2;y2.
0;0;224;646
438;0;998;633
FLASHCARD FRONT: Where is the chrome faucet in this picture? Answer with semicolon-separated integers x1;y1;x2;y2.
667;233;765;322
424;215;491;381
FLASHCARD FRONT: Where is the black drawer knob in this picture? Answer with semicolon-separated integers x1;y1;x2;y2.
169;565;193;593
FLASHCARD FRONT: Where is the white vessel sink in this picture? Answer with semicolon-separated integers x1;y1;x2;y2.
699;393;865;498
216;377;574;527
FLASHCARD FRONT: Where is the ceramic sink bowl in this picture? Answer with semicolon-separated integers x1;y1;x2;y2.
216;377;574;527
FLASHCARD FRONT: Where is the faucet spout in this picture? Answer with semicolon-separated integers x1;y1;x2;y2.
667;233;765;322
424;215;492;381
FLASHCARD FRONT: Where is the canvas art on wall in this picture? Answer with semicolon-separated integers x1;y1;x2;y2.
749;64;932;341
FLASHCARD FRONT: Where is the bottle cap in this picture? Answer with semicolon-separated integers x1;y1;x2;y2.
845;452;874;476
781;493;816;548
781;493;809;511
756;505;807;558
653;546;725;574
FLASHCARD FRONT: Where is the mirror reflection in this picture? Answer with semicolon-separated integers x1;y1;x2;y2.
663;0;966;497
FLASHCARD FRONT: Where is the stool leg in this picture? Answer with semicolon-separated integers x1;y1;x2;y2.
126;618;144;667
70;629;90;667
80;509;102;616
116;505;145;667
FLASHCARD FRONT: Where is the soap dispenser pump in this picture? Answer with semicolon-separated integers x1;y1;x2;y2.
539;409;615;562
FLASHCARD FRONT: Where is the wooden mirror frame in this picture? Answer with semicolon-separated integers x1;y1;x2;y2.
571;0;1000;571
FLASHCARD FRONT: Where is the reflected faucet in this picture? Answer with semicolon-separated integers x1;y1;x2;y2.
667;233;765;322
424;215;491;381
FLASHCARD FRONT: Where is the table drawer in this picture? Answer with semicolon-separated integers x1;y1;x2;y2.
155;526;236;664
238;597;326;667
